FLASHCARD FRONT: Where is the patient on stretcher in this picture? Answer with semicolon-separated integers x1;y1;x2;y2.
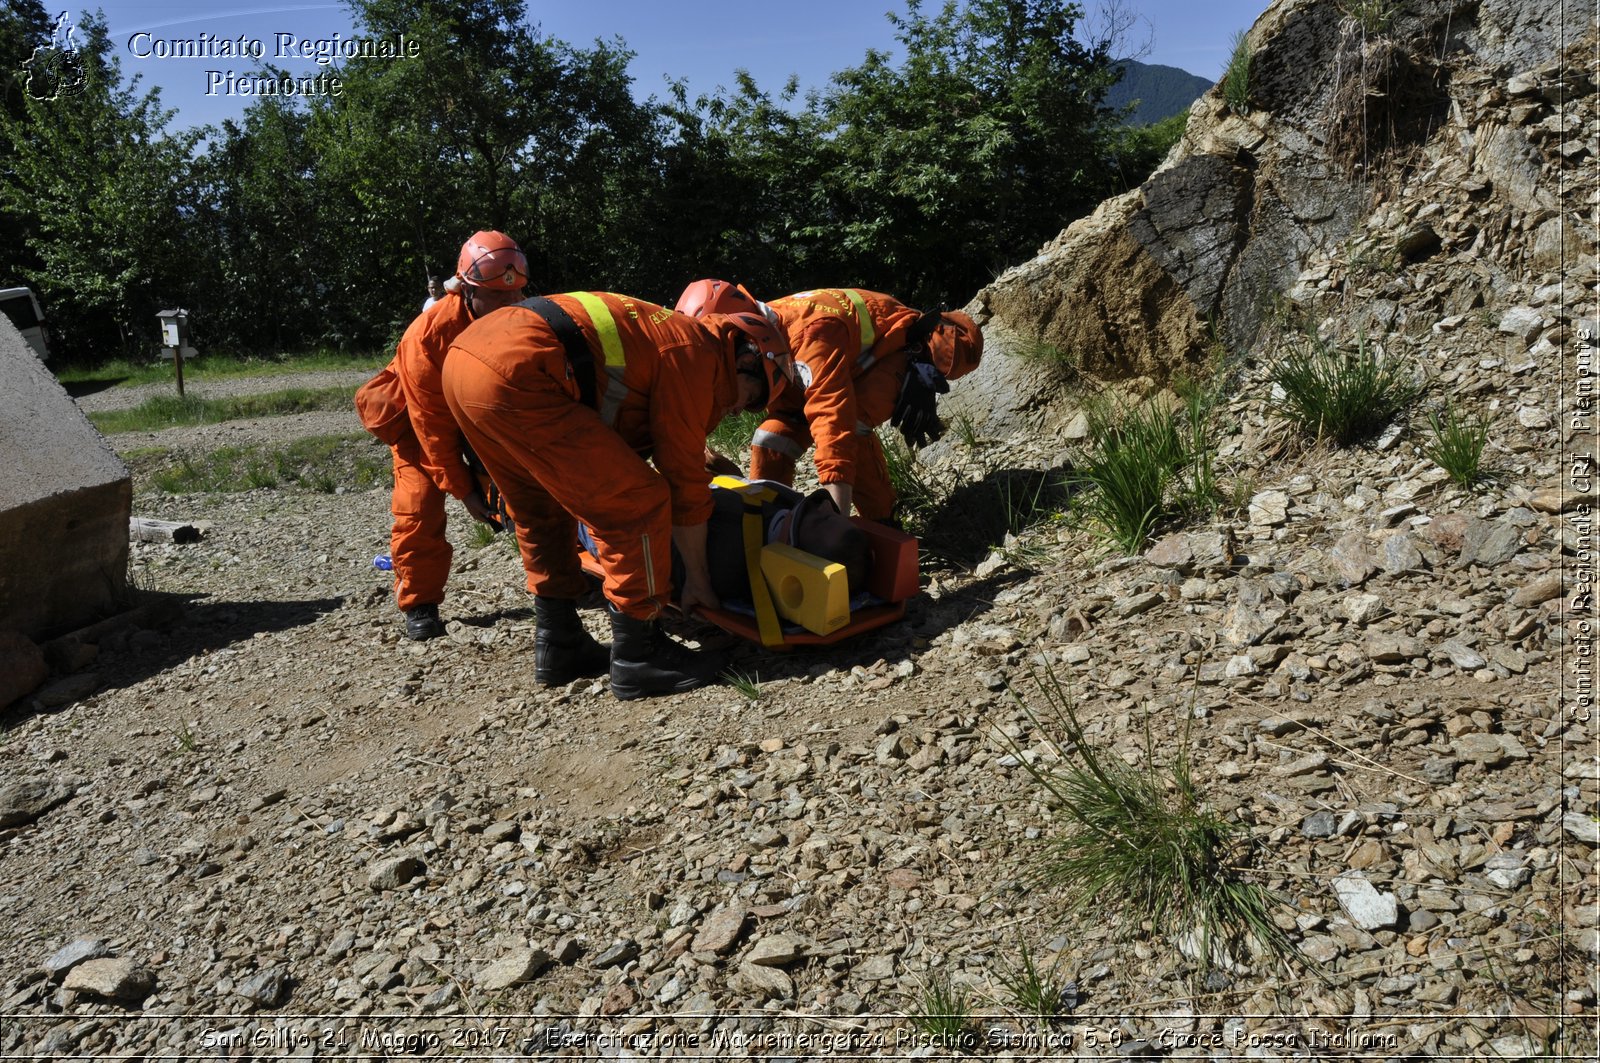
579;481;870;609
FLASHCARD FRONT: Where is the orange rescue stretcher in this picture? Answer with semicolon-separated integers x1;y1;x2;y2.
578;476;919;649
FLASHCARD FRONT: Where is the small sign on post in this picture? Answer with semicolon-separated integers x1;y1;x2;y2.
156;308;193;396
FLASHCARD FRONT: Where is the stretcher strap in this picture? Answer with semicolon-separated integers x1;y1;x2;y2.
742;495;785;648
522;296;597;410
712;476;785;648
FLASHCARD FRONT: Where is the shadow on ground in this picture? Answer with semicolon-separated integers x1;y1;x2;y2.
61;376;128;399
4;591;346;730
916;464;1078;566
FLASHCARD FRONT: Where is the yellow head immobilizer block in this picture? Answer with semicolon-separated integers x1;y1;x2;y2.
759;542;851;635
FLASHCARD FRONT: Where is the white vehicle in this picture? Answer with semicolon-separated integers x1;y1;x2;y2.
0;287;51;361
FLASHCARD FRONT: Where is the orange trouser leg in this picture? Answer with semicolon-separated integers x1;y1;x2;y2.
851;430;897;521
749;413;809;486
443;351;673;619
389;430;451;610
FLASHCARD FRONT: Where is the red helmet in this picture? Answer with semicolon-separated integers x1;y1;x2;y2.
702;309;797;410
455;230;528;291
675;278;760;318
925;310;983;380
678;279;798;408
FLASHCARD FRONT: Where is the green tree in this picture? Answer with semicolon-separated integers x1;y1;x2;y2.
805;0;1124;306
187;95;326;353
280;0;664;346
0;13;200;360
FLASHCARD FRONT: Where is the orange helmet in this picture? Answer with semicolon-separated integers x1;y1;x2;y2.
455;230;528;291
675;277;761;318
925;310;983;380
702;309;797;410
678;279;798;409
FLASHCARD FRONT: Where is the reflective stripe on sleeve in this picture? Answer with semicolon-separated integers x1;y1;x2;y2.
751;429;804;458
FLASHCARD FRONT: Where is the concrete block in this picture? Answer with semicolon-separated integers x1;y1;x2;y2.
0;318;131;638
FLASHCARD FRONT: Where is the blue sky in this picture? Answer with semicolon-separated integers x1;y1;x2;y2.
76;0;1269;131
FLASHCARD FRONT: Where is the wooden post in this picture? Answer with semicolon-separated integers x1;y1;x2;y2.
174;345;184;397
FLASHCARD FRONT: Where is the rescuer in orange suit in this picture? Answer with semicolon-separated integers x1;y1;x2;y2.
675;282;983;522
441;291;798;700
354;231;528;641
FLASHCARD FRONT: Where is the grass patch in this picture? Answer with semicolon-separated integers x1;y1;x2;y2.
90;386;359;434
880;430;945;535
722;669;761;701
906;975;978;1053
58;350;383;390
707;409;763;471
1073;393;1219;554
1222;29;1252;112
1267;333;1424;446
1006;669;1301;976
148;433;390;494
1422;402;1490;487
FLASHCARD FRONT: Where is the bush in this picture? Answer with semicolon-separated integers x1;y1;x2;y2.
1267;333;1424;445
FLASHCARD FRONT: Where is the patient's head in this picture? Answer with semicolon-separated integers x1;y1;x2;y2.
788;489;870;595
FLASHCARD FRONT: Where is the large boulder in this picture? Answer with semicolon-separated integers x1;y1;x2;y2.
0;317;131;638
952;0;1592;453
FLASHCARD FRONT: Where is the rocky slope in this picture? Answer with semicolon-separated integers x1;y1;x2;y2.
1;0;1596;1058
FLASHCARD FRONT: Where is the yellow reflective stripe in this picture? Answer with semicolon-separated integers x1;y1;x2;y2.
566;292;626;367
842;289;876;356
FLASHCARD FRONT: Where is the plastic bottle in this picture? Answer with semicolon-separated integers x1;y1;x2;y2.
373;554;393;571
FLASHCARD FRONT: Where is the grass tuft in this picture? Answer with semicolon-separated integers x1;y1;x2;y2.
880;430;945;535
1339;0;1402;36
706;409;762;470
1222;29;1252;112
1267;333;1424;446
995;938;1071;1025
907;975;978;1053
722;669;761;701
1005;668;1301;975
1073;394;1217;554
1422;402;1489;488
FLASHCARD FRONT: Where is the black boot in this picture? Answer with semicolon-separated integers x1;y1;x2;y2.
608;607;722;701
534;597;611;687
404;604;445;641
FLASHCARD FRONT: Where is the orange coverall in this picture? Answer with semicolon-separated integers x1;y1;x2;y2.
441;293;741;619
379;292;476;611
749;289;923;521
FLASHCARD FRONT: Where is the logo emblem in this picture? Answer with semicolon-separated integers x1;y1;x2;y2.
23;10;87;101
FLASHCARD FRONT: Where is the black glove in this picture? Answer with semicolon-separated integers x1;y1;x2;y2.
891;360;949;449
